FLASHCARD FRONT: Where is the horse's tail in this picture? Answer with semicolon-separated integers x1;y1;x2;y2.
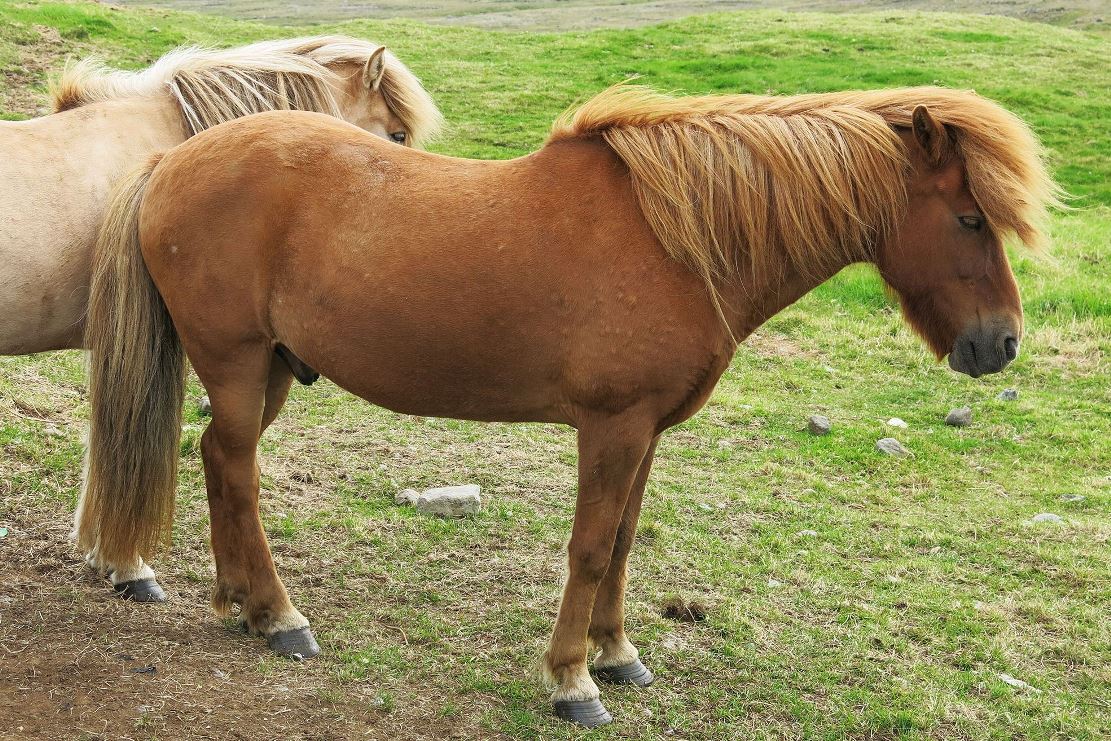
78;154;186;567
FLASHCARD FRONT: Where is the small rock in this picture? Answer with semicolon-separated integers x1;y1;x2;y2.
997;389;1018;401
212;668;229;679
767;578;784;588
796;529;818;538
1030;512;1063;524
886;417;908;429
198;395;212;415
415;484;482;517
998;673;1041;693
876;437;910;457
807;414;832;436
945;406;973;427
1059;494;1085;503
394;488;420;506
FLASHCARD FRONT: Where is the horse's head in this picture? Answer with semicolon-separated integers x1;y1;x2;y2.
879;106;1024;378
329;46;442;149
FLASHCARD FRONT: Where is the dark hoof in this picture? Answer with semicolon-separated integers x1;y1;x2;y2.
267;627;320;659
596;658;654;687
114;578;167;603
553;698;613;728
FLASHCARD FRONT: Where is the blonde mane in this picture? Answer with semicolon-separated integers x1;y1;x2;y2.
51;35;442;146
551;84;1062;322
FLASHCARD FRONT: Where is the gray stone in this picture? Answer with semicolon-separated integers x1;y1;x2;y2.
1031;512;1063;524
807;414;832;436
415;484;482;517
796;529;819;538
997;388;1018;401
1059;494;1086;503
945;406;973;427
198;395;212;415
886;417;908;429
876;437;910;457
394;488;420;506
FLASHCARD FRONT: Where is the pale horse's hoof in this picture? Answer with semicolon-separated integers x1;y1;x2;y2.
113;577;167;602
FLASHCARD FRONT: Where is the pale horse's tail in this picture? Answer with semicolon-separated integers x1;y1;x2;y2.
77;155;186;569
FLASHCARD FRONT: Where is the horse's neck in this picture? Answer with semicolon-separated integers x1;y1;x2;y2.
720;253;852;344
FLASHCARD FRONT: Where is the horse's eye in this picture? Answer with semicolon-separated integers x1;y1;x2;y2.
958;215;984;231
390;131;407;144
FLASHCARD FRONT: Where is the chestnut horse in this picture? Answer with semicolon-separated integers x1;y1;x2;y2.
0;35;441;601
79;84;1058;725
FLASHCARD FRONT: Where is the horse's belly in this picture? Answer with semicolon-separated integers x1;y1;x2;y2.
287;311;571;424
0;228;91;354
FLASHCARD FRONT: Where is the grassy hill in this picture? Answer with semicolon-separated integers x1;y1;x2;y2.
0;1;1107;739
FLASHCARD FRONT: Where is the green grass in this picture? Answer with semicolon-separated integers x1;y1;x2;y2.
0;1;1108;739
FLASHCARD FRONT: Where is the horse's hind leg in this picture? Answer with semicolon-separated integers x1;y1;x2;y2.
589;436;658;687
543;414;654;727
198;349;315;657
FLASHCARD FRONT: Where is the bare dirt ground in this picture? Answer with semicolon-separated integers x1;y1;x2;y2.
0;501;476;740
112;0;1110;29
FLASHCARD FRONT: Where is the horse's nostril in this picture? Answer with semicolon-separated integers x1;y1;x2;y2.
1004;336;1018;361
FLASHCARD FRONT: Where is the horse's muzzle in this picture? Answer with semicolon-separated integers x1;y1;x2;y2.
948;327;1019;378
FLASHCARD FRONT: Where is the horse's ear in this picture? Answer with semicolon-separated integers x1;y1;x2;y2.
363;47;387;92
912;105;952;167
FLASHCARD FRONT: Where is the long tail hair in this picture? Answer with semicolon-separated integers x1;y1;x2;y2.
78;156;185;567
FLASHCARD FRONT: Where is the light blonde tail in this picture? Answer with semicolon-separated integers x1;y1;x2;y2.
79;155;185;567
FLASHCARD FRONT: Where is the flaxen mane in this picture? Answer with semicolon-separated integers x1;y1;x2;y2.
51;35;442;145
551;84;1062;321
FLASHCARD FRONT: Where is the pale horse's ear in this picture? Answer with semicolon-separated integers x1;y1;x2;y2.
363;46;387;92
911;104;952;167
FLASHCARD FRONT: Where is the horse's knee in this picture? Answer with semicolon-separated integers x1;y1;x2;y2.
568;543;612;584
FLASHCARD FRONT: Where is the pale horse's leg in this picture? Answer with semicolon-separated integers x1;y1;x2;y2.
74;424;167;601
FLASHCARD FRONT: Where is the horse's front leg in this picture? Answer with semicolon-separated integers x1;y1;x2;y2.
543;414;655;727
75;468;166;602
589;435;658;687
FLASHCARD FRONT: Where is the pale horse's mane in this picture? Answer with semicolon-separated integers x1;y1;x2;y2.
550;84;1063;323
50;35;442;146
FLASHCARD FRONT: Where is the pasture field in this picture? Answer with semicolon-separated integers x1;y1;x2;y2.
108;0;1111;31
0;1;1108;739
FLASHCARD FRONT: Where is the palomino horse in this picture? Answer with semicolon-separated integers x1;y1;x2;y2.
0;35;441;601
80;84;1058;725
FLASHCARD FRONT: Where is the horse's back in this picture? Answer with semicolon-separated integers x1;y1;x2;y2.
0;100;185;353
